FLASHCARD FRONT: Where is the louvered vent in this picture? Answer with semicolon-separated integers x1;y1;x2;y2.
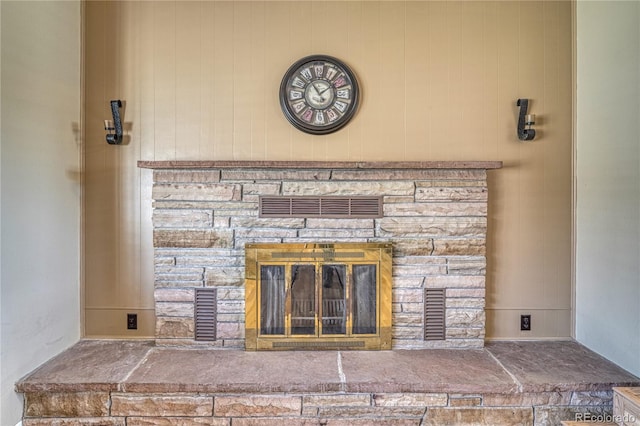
259;196;382;218
194;288;217;341
424;288;446;341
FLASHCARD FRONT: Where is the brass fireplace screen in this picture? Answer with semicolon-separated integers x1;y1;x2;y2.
245;243;392;350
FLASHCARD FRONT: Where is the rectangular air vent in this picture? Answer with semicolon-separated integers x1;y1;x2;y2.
194;288;217;341
424;288;446;341
259;196;382;218
272;341;366;349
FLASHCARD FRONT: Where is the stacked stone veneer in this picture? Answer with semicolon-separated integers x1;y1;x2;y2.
149;163;494;349
21;389;615;426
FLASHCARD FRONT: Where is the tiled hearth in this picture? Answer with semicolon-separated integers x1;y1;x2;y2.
16;340;640;425
140;161;502;349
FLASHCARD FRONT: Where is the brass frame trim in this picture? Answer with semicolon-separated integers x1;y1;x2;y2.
245;243;392;351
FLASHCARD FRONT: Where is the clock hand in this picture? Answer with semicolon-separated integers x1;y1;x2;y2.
318;85;332;96
312;83;326;102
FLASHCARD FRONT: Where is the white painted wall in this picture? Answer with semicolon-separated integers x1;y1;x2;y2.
576;0;640;377
0;1;81;424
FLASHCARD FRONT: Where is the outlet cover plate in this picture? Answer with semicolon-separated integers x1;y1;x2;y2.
520;314;531;331
127;313;138;330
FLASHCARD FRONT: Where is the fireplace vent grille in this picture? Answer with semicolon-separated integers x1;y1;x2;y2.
424;288;446;341
194;288;217;341
259;196;382;218
272;341;365;349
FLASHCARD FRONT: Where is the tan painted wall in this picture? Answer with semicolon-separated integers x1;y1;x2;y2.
83;0;572;339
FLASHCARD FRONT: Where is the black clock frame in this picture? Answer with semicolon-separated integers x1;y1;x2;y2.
279;55;360;135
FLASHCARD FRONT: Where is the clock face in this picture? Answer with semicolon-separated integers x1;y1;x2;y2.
280;55;359;135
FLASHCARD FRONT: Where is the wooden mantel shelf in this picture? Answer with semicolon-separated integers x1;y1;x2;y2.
137;160;503;170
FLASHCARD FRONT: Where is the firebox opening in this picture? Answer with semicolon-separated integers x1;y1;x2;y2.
245;243;392;351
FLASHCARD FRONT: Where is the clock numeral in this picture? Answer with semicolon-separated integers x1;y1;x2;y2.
314;65;324;78
334;101;347;113
336;89;350;99
300;68;312;81
302;109;314;123
334;76;347;88
326;109;339;122
315;110;325;125
292;77;305;89
326;67;338;81
290;90;303;100
292;101;306;113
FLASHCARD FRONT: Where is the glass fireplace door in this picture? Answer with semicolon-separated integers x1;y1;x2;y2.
321;264;347;335
245;243;392;350
259;265;285;335
352;264;377;335
258;262;378;338
290;264;316;335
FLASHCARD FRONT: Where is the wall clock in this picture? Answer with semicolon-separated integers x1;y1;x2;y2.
279;55;360;135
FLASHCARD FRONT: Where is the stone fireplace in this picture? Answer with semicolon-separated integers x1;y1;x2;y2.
139;160;502;350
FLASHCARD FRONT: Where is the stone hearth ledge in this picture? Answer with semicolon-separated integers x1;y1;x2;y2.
17;341;639;394
16;340;640;425
137;160;503;170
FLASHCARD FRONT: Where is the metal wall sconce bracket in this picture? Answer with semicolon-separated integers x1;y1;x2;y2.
105;100;123;145
517;99;536;141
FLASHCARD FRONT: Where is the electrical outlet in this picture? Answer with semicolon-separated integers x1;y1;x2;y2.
127;313;138;330
520;314;531;331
